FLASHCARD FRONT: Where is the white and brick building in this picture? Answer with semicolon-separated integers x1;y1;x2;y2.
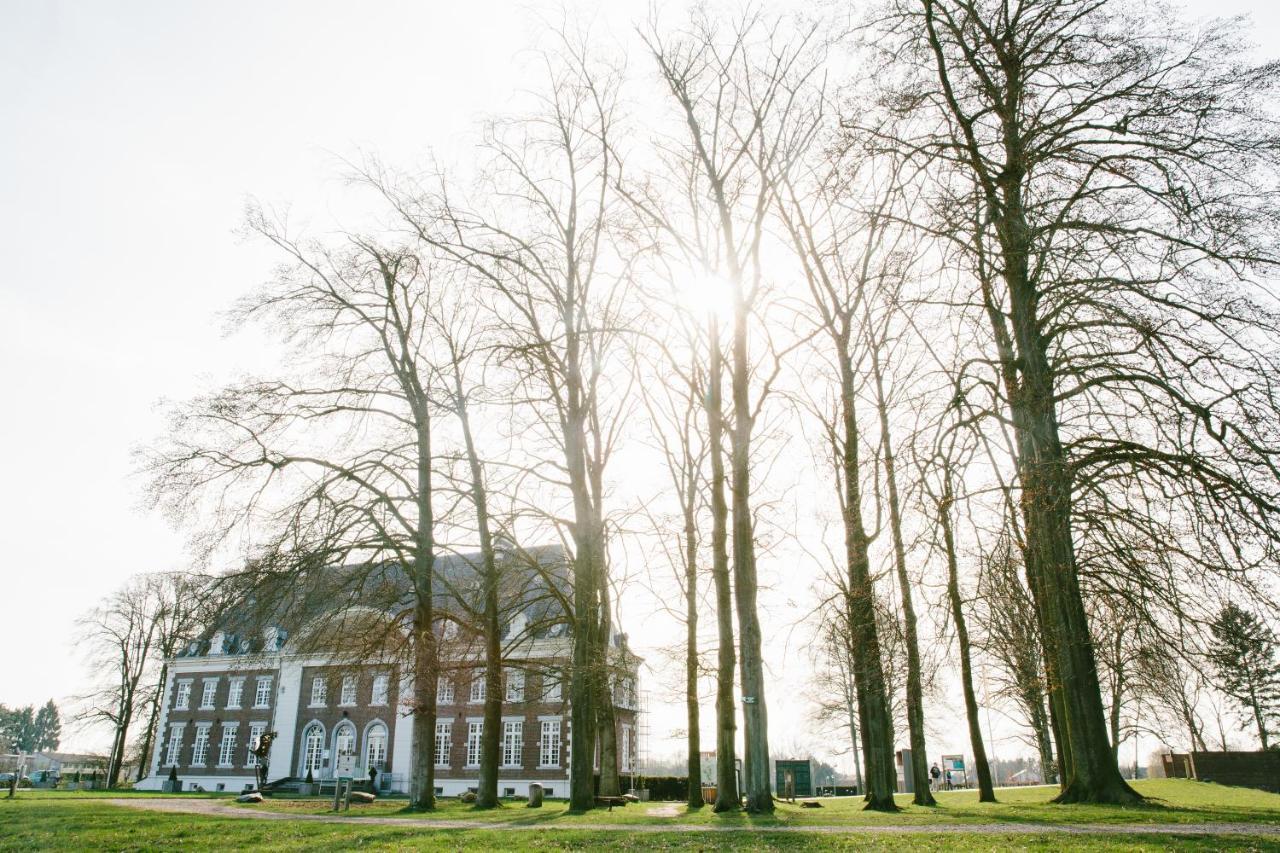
136;546;640;797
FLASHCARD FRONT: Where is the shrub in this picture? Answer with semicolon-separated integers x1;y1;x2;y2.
644;776;689;801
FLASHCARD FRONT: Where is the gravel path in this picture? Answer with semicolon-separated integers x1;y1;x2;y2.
102;798;1279;837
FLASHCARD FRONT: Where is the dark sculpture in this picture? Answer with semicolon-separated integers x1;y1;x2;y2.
251;731;276;792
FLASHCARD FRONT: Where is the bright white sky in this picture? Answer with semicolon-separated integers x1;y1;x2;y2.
3;0;1276;770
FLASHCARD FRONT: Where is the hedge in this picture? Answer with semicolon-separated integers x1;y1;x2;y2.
644;776;690;801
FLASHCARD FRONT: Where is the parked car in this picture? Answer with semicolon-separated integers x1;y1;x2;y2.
30;770;60;788
0;773;32;787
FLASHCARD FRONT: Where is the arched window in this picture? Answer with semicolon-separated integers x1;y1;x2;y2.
334;722;356;761
365;721;388;770
302;723;324;777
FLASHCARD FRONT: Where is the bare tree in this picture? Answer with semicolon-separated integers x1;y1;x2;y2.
133;572;209;783
632;296;712;809
977;536;1057;785
145;221;446;808
915;428;997;802
638;10;826;813
76;576;165;787
772;131;908;807
860;0;1280;802
427;282;508;808
375;33;634;808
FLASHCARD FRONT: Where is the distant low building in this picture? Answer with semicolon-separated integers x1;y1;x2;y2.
135;545;641;797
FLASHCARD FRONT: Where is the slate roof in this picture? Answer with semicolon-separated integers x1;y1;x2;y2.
179;544;573;657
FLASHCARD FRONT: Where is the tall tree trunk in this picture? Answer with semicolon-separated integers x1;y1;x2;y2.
475;552;503;808
870;356;935;807
684;484;704;808
564;315;601;812
409;417;438;810
995;142;1141;803
838;351;899;812
1045;680;1070;785
452;361;503;810
595;582;621;798
109;716;129;787
1250;686;1270;750
705;318;740;812
1029;693;1056;786
839;656;864;795
948;70;1126;798
136;663;166;782
729;277;772;815
938;488;995;802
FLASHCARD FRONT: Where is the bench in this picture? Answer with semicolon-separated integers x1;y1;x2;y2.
595;796;628;811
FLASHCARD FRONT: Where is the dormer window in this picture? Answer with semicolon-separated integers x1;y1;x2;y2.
209;631;226;655
263;626;285;651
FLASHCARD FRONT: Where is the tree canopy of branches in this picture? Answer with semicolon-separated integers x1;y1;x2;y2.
859;0;1280;802
137;1;1280;811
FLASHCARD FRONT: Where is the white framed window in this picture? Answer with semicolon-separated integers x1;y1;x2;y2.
174;680;192;710
309;676;327;707
365;722;388;769
501;720;523;768
505;670;525;702
192;725;211;766
302;723;324;776
218;724;238;767
539;719;561;768
543;670;562;702
621;723;635;772
437;676;454;705
246;723;266;767
371;673;389;706
434;721;451;768
227;678;244;709
469;676;485;705
465;721;483;767
254;676;272;709
164;723;185;767
339;675;357;706
200;678;218;709
334;722;356;759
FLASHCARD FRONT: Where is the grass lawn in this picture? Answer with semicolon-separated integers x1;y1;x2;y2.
230;779;1280;828
1;796;1278;851
1;780;1278;851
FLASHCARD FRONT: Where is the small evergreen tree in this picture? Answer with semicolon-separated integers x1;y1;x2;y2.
0;706;37;752
1208;603;1280;750
33;701;60;752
